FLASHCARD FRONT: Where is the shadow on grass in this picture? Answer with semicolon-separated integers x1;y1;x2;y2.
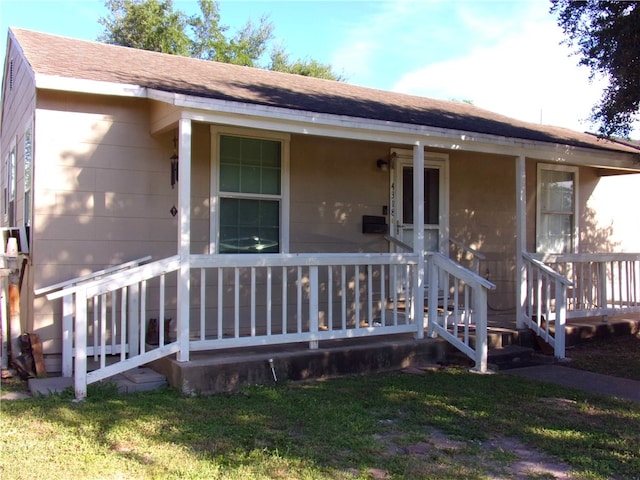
2;369;639;479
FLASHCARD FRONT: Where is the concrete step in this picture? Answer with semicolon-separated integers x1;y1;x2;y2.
27;367;167;397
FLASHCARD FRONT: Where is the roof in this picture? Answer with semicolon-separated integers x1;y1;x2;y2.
7;28;640;155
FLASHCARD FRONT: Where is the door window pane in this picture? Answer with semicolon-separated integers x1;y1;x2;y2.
402;166;439;225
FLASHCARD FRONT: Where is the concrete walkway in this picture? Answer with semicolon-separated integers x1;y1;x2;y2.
504;365;640;403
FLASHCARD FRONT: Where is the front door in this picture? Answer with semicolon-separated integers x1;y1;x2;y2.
390;150;449;254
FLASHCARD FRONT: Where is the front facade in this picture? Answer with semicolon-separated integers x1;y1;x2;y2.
2;29;639;396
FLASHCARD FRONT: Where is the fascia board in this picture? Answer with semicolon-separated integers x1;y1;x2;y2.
34;73;147;98
160;91;640;171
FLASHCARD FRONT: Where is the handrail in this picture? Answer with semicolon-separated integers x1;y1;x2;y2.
522;252;573;287
36;255;152;297
426;252;495;373
430;252;496;290
533;252;640;263
449;238;486;261
384;235;413;252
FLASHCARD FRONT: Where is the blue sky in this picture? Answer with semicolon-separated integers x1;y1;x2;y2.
2;0;637;136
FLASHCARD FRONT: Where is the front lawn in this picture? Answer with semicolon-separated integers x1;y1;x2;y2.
1;368;638;479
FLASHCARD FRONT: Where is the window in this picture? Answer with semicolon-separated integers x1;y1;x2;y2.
3;142;16;226
536;164;578;253
214;131;289;253
24;124;33;228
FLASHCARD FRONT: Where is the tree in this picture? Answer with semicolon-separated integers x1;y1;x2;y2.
99;0;342;80
551;0;640;137
269;45;345;81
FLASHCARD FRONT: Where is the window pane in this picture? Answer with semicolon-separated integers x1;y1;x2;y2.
402;167;439;225
262;167;280;195
541;169;573;213
541;213;573;253
219;135;281;195
219;198;280;253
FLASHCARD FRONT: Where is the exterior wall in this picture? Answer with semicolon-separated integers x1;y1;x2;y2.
189;122;212;254
289;135;391;253
581;171;640;253
31;91;178;357
448;152;518;310
0;38;37;337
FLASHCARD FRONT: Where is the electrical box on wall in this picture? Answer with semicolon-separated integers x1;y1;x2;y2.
362;215;388;234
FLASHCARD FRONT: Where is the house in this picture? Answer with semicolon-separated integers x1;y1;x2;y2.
2;28;639;399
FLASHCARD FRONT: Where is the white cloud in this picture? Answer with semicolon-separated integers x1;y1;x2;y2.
391;13;607;132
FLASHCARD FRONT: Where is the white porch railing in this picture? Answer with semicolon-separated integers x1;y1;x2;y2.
37;256;152;377
535;253;640;318
44;250;496;400
521;253;572;358
187;253;420;351
426;252;496;372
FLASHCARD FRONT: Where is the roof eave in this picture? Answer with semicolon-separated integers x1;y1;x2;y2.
33;73;640;172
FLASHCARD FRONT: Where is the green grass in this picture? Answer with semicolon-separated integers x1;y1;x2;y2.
566;332;640;381
2;368;639;480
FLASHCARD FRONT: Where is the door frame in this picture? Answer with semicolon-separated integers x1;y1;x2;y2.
389;148;449;255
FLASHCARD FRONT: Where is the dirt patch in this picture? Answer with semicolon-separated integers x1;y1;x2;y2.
361;422;576;480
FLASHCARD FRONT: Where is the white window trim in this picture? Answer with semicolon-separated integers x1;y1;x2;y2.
536;163;579;253
209;126;290;254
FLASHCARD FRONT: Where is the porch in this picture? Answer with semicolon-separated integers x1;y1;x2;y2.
34;248;640;400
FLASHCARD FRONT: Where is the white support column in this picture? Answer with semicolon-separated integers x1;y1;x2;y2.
515;155;526;329
413;143;425;339
177;118;192;362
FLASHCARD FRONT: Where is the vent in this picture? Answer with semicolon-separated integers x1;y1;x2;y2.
9;59;14;90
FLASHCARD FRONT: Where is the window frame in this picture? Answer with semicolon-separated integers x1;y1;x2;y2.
210;126;290;254
536;163;579;254
24;121;33;229
3;137;17;226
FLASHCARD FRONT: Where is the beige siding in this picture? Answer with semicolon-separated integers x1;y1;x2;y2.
0;38;37;336
31;92;178;354
289;135;390;253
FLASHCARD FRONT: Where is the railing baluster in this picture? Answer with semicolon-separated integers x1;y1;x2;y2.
100;294;107;369
251;267;256;337
120;287;127;362
297;266;302;333
341;265;347;330
267;266;272;336
282;266;287;335
110;291;116;355
367;265;373;327
159;275;165;346
217;268;223;339
200;268;206;341
234;268;240;338
92;296;99;362
392;264;398;327
380;265;386;327
328;266;333;331
139;281;146;353
355;265;360;328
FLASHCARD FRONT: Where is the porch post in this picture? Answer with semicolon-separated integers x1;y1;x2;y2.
413;143;425;338
515;155;526;329
177;118;192;362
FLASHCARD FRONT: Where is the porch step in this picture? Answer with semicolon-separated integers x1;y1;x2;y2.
564;316;640;346
149;335;447;396
27;367;167;397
